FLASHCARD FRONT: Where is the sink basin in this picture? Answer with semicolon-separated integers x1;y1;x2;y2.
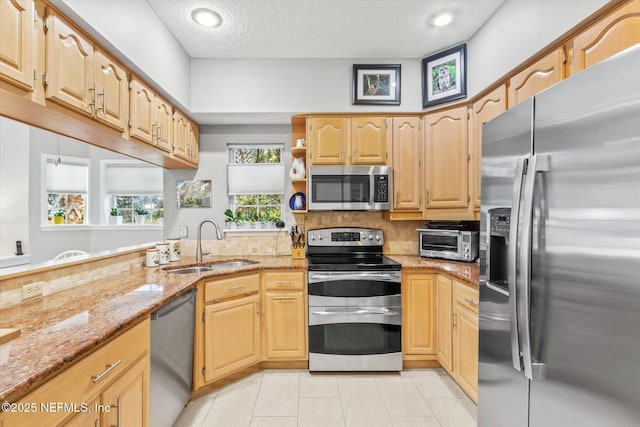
165;266;216;274
164;259;258;274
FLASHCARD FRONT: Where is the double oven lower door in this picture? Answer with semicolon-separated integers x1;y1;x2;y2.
308;270;402;371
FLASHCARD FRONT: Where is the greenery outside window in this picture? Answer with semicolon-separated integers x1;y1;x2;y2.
114;195;164;224
227;144;285;225
43;155;89;225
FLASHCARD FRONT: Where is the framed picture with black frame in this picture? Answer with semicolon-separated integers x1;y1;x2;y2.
352;64;401;105
421;43;467;108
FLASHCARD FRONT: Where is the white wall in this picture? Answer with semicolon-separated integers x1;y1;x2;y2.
191;59;421;120
55;0;192;110
467;0;608;97
163;125;292;241
25;127;162;263
0;118;30;258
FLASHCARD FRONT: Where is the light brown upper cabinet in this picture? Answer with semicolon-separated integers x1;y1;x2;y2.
154;94;173;152
570;0;640;76
94;48;129;132
129;76;155;143
423;106;470;217
469;85;507;212
130;75;173;153
0;0;34;91
308;116;348;165
351;116;391;165
44;11;95;115
508;47;566;107
392;117;422;211
45;11;130;132
174;110;199;165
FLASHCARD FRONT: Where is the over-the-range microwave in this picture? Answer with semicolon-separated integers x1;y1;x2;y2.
308;165;392;211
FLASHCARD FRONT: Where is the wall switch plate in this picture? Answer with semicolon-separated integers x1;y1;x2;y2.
180;225;188;238
22;281;43;300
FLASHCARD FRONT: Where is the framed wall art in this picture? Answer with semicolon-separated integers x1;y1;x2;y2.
422;43;467;108
352;64;401;105
176;179;212;208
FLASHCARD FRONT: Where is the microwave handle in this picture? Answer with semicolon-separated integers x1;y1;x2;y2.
369;175;375;208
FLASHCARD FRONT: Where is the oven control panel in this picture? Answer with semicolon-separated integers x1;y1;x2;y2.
308;227;384;246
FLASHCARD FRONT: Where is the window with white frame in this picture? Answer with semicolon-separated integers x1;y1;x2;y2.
43;155;89;225
227;144;285;224
103;161;164;224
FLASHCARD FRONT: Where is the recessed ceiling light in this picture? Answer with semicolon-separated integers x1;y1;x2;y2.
191;8;222;28
433;13;453;27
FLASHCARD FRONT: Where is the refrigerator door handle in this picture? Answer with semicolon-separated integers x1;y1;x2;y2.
519;154;547;380
509;157;527;372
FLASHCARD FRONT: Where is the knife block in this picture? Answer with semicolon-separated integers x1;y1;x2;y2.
291;248;305;259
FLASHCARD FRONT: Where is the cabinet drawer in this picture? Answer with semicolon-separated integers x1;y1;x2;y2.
205;273;259;302
2;319;149;427
454;281;479;314
263;271;305;290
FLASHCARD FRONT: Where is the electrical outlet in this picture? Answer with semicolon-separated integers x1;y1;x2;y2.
180;225;188;238
22;281;43;300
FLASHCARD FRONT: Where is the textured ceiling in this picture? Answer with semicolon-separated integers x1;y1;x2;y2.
147;0;505;59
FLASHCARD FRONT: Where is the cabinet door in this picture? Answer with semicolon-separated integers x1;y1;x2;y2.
570;0;640;75
392;117;422;211
0;0;33;90
402;272;436;355
424;106;469;210
351;116;390;165
204;294;260;383
508;48;565;107
469;85;507;211
173;110;190;161
188;119;199;164
308;117;348;165
45;12;94;115
94;48;128;132
101;355;150;427
154;95;172;152
454;305;479;402
61;396;100;426
263;291;306;359
129;77;155;144
436;275;453;372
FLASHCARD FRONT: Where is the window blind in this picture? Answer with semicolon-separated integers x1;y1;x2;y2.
46;160;88;193
106;164;163;193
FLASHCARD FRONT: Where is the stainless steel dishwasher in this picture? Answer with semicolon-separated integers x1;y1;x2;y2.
150;288;196;427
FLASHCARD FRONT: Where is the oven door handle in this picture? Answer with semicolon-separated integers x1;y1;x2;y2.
308;272;400;283
312;307;399;316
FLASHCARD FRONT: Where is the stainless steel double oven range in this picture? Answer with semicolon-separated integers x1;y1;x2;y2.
307;227;402;371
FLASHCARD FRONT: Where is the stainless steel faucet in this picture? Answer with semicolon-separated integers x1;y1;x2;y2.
196;220;223;262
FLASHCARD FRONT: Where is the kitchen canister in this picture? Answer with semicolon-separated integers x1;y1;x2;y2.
145;249;160;267
166;237;181;262
156;243;170;265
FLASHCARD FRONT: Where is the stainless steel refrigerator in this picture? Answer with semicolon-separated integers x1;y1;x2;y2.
478;44;640;427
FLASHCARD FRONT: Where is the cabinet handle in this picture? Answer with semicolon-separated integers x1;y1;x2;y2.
228;285;245;291
276;280;293;285
95;418;100;427
464;298;479;307
113;397;121;427
152;124;157;141
89;86;96;108
273;296;295;301
92;359;122;383
452;313;457;328
158;124;163;143
99;90;106;114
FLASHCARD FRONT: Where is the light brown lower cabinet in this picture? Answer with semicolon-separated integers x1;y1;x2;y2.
203;293;261;383
402;271;437;357
0;319;150;427
262;270;307;360
452;280;479;402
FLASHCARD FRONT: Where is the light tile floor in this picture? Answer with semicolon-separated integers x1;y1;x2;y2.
174;369;477;427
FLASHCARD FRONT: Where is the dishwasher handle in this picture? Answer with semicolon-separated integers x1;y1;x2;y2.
151;289;196;320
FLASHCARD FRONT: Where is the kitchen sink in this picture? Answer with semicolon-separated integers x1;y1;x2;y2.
165;266;216;274
164;259;258;274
